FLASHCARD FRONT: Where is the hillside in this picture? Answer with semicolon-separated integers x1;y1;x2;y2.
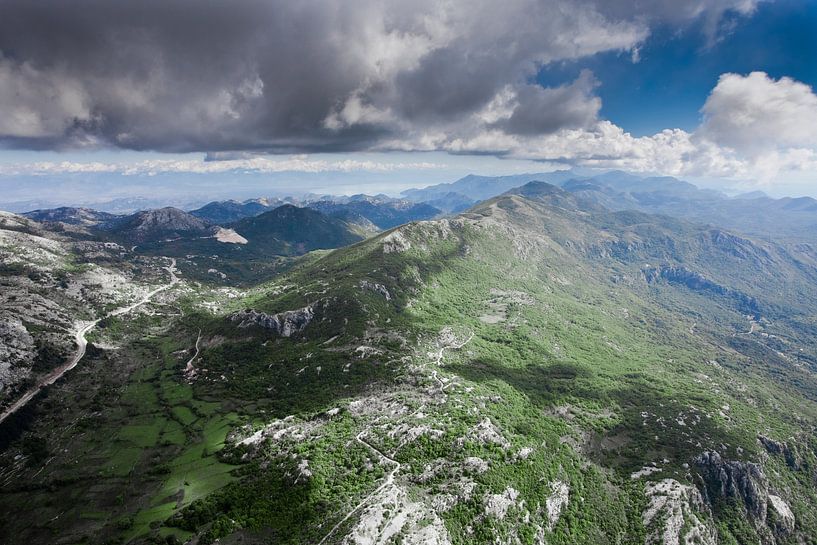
230;204;363;254
174;185;817;543
3;184;816;543
99;207;216;245
22;207;120;226
306;198;441;229
0;211;176;413
190;200;273;224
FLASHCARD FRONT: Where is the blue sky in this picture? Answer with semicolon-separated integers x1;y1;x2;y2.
0;0;815;205
536;0;817;136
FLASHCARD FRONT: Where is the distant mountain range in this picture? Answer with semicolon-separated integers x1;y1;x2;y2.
15;171;817;255
189;200;273;224
6;196;209;215
23;207;120;226
399;170;817;240
188;194;442;230
84;204;362;267
400;171;579;209
306;198;441;230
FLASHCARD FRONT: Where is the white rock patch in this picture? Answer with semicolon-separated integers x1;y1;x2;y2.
484;487;520;520
631;466;662;480
546;481;569;530
516;447;534;460
769;494;795;532
464;457;489;474
468;418;510;448
343;482;450;545
643;479;716;545
215;227;248;244
382;231;411;253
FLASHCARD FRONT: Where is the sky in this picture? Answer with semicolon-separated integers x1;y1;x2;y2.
0;0;815;208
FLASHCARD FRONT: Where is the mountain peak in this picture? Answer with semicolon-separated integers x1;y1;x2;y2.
100;206;214;243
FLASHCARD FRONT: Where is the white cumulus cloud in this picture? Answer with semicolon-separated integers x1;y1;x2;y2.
700;71;817;154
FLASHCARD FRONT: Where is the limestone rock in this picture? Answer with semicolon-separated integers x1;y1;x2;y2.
231;304;315;337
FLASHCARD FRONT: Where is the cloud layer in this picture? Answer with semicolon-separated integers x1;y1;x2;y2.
0;156;442;177
0;1;755;148
3;0;813;183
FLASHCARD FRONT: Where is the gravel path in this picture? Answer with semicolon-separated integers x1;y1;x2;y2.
0;258;179;425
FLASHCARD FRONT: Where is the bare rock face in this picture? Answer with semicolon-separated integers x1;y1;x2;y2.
768;495;795;536
695;451;768;522
545;480;569;531
758;435;801;471
382;230;411;253
359;280;391;301
694;451;796;539
231;305;315;337
642;479;716;545
0;317;36;392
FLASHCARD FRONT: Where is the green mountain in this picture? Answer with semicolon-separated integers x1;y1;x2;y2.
229;204;364;254
190;200;273;225
2;183;817;544
306;197;441;230
176;184;817;543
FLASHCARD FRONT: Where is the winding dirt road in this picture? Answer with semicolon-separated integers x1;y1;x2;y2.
0;259;179;425
316;431;401;545
184;329;202;380
316;329;473;545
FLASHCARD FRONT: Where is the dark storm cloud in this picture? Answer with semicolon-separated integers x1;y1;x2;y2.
494;71;601;135
0;0;761;153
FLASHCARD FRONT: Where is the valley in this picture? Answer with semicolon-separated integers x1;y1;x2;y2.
2;177;817;545
0;257;179;425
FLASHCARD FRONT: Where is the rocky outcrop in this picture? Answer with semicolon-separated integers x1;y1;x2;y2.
758;435;801;471
484;487;520;520
768;495;795;535
695;451;768;521
694;451;796;539
359;280;391;301
382;230;412;253
231;304;315;337
0;318;35;392
545;481;569;530
643;479;716;545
